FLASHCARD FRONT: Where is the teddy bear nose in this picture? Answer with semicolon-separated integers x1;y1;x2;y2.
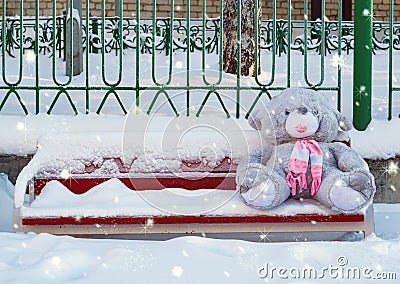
296;106;308;115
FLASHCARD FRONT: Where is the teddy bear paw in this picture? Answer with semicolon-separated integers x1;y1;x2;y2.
328;175;373;212
347;171;375;200
236;164;271;192
239;178;278;209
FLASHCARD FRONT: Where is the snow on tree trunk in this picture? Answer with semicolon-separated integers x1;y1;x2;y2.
223;0;261;77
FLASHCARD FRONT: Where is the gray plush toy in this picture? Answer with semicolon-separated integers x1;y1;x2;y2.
237;87;375;213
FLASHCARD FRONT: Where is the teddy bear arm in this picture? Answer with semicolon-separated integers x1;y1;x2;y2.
236;145;275;189
329;143;368;172
238;145;274;168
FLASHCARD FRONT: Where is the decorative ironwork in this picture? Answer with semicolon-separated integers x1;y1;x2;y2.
0;16;400;60
1;16;400;59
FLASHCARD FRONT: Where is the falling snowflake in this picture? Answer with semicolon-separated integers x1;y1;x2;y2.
61;169;71;179
171;266;184;278
25;50;35;62
363;9;370;16
175;61;183;68
16;122;25;130
330;54;351;70
16;119;34;141
51;256;61;266
140;218;154;235
386;161;399;176
259;228;272;243
378;160;399;179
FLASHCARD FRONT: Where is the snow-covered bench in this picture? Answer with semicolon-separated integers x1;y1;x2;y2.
14;128;374;239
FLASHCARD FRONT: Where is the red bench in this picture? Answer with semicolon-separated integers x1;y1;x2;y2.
18;157;374;239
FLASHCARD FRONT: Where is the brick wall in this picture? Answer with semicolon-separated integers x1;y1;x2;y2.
1;0;399;22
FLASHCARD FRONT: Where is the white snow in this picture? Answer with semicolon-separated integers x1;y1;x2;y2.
350;119;400;159
0;215;399;283
0;231;397;283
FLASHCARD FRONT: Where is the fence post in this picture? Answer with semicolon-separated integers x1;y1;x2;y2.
353;0;373;131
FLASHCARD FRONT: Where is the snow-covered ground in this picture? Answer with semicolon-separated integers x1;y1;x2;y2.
1;174;400;283
0;231;399;283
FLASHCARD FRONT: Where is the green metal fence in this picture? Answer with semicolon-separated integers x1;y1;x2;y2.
0;0;398;130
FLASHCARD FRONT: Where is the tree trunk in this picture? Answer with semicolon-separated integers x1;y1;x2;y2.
311;0;322;21
223;0;261;77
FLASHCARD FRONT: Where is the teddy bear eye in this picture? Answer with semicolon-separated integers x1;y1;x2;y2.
312;109;319;115
284;110;290;116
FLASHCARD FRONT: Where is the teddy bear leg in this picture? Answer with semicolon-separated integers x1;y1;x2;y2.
314;170;375;213
238;166;291;210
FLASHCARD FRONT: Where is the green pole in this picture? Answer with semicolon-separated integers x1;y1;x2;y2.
353;0;373;131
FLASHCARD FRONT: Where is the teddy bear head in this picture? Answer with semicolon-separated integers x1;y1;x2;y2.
249;88;353;143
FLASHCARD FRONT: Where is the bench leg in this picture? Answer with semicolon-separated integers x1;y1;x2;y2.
363;204;375;238
12;206;22;233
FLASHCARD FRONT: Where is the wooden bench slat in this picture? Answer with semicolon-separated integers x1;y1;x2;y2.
21;213;365;226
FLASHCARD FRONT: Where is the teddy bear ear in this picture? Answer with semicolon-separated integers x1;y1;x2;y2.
248;109;264;130
332;108;353;131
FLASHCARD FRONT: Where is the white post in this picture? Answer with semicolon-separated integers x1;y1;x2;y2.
65;0;83;76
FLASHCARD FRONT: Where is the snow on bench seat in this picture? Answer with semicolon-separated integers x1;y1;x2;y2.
19;178;372;236
32;157;237;195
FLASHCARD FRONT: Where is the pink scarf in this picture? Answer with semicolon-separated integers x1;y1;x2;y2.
286;140;323;196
